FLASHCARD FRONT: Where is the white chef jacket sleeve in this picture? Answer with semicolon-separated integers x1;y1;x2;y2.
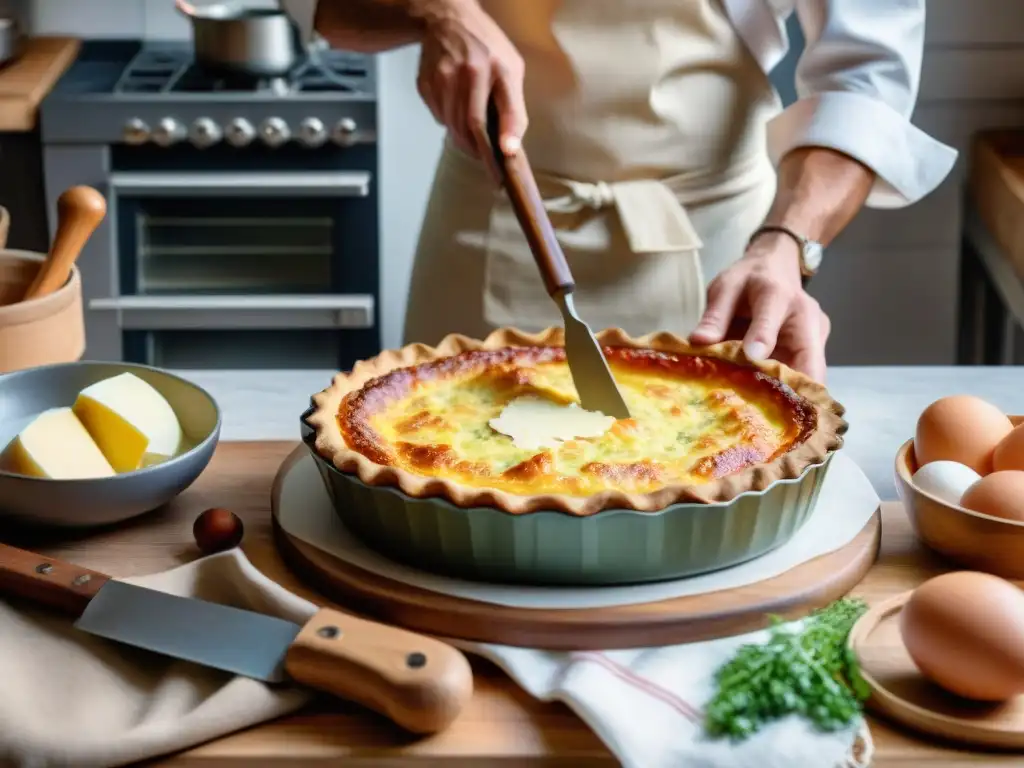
766;0;958;209
278;0;319;45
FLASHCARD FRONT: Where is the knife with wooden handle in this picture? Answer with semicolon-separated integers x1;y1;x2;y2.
0;542;473;734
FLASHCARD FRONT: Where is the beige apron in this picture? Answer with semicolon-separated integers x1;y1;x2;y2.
403;0;781;346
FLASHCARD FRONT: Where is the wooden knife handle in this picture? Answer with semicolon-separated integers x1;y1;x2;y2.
284;607;473;734
0;543;110;616
485;96;575;296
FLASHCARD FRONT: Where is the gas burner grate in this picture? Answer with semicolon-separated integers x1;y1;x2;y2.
114;48;192;93
111;45;373;95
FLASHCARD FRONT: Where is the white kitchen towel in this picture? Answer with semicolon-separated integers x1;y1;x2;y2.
461;631;872;768
0;550;317;768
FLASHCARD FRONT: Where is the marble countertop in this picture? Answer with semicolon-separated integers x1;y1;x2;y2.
176;366;1024;501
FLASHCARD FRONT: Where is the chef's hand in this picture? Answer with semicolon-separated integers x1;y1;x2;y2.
688;233;830;382
416;0;527;168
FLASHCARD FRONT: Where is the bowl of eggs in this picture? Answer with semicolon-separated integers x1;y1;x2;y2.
895;395;1024;578
0;361;220;527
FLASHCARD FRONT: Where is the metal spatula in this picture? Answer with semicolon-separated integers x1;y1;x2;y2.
484;99;630;419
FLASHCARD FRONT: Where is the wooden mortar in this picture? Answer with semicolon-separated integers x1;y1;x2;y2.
0;251;85;372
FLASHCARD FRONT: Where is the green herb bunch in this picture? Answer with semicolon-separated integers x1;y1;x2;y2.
704;597;871;740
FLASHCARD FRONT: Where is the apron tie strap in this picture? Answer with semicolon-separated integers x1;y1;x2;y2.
541;177;703;255
556;179;616;210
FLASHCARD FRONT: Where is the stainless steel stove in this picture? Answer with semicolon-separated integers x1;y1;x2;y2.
40;40;381;371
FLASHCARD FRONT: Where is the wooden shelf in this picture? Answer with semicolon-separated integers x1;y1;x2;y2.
0;36;79;132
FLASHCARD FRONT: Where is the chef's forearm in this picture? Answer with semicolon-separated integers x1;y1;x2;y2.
761;147;875;246
313;0;476;52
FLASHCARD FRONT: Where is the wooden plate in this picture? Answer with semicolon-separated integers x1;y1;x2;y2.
272;446;882;650
849;591;1024;749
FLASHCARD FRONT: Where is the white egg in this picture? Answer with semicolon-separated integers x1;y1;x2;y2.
912;460;983;505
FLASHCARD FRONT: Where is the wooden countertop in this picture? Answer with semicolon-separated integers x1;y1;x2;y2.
12;441;1022;767
970;129;1024;284
0;37;79;132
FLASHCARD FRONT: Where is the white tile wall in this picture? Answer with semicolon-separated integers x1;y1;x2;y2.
17;0;1024;361
28;0;144;37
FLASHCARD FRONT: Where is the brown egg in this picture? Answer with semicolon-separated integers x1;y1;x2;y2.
914;395;1012;475
900;571;1024;701
960;471;1024;522
994;424;1024;472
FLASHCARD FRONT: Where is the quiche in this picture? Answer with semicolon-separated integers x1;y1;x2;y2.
307;327;847;516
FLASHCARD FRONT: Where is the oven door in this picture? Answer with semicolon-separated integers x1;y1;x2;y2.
92;170;379;370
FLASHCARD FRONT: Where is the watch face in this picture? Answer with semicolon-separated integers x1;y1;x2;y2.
803;241;824;273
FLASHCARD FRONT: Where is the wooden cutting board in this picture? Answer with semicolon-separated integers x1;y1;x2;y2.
271;444;881;650
11;441;1021;767
0;37;79;132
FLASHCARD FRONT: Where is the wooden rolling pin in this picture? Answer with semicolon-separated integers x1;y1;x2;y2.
23;186;107;301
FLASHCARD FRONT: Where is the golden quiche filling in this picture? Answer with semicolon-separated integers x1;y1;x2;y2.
336;345;817;498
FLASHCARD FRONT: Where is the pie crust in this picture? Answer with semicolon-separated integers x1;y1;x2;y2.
306;326;847;516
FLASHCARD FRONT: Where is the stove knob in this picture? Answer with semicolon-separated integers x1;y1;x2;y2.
122;117;150;145
152;117;186;147
224;117;256;148
259;116;291;148
189;117;222;149
297;117;327;148
332;117;358;146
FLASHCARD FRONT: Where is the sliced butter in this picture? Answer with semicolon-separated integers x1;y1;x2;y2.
488;395;616;450
0;407;115;479
73;372;183;472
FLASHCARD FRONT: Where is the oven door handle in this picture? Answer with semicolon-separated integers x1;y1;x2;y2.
88;294;375;330
107;171;371;197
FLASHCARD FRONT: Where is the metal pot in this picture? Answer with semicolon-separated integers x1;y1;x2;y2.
175;0;304;79
0;17;23;68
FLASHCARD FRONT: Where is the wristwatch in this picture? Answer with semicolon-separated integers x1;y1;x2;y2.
748;224;823;286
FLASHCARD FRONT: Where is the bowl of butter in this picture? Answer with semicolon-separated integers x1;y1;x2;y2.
0;361;220;527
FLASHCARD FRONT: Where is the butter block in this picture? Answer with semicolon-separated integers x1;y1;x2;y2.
73;372;183;472
0;407;115;479
489;394;616;450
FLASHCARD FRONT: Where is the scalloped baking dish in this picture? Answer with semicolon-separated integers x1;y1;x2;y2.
299;406;838;586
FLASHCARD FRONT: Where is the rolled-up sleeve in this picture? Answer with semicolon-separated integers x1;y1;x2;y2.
279;0;319;44
766;0;958;209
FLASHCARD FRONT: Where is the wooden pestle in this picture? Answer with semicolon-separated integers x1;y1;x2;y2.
22;186;107;301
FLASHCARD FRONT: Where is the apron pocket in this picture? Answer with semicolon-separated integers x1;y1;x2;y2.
481;194;705;337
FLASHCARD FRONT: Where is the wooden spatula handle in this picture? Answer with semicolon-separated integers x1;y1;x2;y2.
285;607;473;734
0;543;110;616
23;186;107;301
485;97;574;296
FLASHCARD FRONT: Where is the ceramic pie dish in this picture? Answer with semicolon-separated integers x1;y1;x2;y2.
299;326;848;585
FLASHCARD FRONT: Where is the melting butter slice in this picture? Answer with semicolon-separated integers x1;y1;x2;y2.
73;372;183;472
1;407;115;479
489;395;616;450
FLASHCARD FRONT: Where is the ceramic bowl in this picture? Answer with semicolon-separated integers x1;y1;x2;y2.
0;361;221;528
894;417;1024;579
0;250;85;374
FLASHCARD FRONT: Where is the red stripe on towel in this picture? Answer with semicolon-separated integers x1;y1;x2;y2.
570;651;703;723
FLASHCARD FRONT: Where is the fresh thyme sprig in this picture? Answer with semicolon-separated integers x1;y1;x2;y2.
704;597;871;740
